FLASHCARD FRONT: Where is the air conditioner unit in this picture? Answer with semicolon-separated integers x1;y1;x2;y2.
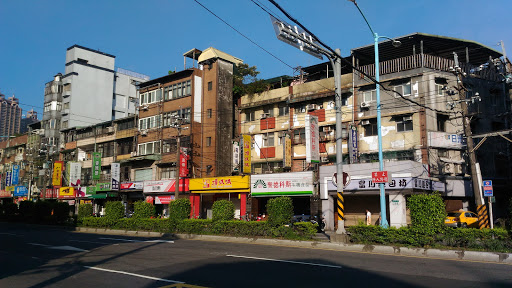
106;126;114;133
361;120;371;126
130;151;137;157
60;143;65;149
139;104;149;111
360;102;371;109
140;129;148;136
307;104;319;111
321;157;330;163
454;164;463;175
277;131;285;138
442;163;454;174
403;116;413;121
261;113;269;119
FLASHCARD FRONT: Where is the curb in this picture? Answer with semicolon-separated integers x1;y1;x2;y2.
74;227;512;264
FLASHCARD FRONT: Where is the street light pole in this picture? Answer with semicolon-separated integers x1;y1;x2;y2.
350;0;398;228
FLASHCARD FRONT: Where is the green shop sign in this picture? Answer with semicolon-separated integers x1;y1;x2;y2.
96;183;111;191
92;152;102;180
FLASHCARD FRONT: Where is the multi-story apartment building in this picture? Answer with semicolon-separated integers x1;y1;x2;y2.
0;135;29;203
133;47;244;218
0;93;22;140
20;109;38;134
42;45;149;153
318;33;511;230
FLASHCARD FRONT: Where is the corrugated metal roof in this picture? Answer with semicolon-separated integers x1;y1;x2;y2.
197;47;243;65
352;32;502;66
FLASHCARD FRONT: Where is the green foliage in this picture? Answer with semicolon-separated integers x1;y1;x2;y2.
212;200;235;221
266;197;294;227
133;201;155;219
105;201;125;221
18;201;35;220
508;197;512;231
3;202;18;220
78;204;93;219
233;63;267;97
293;222;319;237
53;202;70;223
347;224;512;252
34;201;53;222
169;198;191;221
407;193;446;234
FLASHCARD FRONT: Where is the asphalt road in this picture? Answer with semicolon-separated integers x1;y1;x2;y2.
1;223;511;288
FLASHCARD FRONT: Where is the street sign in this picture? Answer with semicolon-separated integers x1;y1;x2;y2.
483;180;493;197
372;171;389;183
332;172;350;188
270;15;323;59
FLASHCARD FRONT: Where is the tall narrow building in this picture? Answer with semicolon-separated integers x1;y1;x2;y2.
0;92;22;140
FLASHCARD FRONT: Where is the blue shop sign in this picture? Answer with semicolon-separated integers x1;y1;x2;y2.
14;186;28;197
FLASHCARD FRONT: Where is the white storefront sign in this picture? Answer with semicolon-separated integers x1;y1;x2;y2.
305;114;319;163
251;171;314;197
326;177;444;192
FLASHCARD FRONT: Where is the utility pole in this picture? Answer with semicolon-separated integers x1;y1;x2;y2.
172;112;188;200
451;53;484;209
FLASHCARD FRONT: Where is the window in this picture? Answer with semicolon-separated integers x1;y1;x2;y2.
362;119;378;136
263;133;275;147
62;120;68;129
207;109;212;118
138;115;161;130
396;115;413;132
438;149;448;158
63;102;70;109
160;167;176;179
206;137;212;147
278;104;289;116
263;105;274;117
393;82;411;97
435;84;445;96
295;105;306;114
246;110;255;122
363;90;376;102
437;113;449;132
137;141;161;155
293;128;306;144
208;81;213;91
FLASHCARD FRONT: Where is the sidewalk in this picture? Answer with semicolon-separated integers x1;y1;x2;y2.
75;227;512;264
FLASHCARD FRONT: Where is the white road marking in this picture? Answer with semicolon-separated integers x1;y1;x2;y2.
48;245;89;252
28;243;88;252
84;266;183;284
226;255;342;269
0;232;19;236
70;239;117;245
99;237;174;243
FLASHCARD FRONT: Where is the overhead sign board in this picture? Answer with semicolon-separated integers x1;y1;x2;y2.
270;15;323;59
251;171;314;197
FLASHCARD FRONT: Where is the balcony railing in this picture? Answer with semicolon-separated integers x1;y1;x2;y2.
358;54;501;81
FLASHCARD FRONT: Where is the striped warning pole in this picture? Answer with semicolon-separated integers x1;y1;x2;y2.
337;191;344;223
477;204;490;229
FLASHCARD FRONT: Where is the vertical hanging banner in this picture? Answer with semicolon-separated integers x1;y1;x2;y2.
305;114;320;163
5;171;12;187
68;162;82;186
242;135;252;174
111;163;120;190
348;124;359;163
232;141;240;172
179;148;189;177
52;161;63;187
11;165;20;185
92;152;102;180
283;135;292;168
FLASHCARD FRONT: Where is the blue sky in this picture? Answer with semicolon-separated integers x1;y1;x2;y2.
1;0;510;118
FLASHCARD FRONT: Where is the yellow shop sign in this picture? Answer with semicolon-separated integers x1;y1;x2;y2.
189;176;250;193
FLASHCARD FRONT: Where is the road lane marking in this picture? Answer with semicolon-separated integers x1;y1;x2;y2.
84;266;183;284
189;238;512;266
226;254;342;269
70;239;118;245
100;237;174;243
28;243;89;252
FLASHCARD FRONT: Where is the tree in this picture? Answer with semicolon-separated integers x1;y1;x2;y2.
233;63;267;98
